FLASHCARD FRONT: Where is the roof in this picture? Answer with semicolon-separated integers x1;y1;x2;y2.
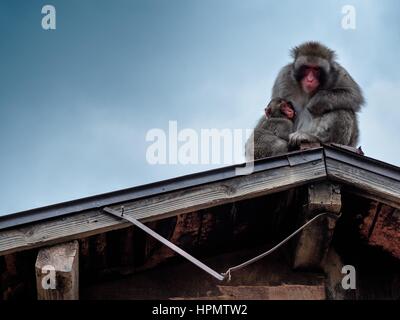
0;144;399;257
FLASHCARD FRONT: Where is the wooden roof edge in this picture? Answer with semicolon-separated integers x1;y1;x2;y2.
324;144;400;208
0;148;326;256
0;148;324;231
0;145;399;256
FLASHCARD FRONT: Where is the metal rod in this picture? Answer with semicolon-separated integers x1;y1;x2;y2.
103;207;225;281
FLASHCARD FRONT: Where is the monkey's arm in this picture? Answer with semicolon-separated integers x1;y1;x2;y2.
307;68;365;115
289;110;356;147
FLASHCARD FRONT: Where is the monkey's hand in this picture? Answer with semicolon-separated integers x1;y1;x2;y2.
289;131;319;147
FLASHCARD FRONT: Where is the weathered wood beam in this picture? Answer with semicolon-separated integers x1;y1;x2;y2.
0;160;326;256
217;284;326;300
293;181;342;270
35;240;79;300
172;284;326;300
325;154;400;207
321;248;356;300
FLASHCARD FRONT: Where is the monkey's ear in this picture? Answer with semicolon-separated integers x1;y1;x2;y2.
265;107;272;118
287;101;296;118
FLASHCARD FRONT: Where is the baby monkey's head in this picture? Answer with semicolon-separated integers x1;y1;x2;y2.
265;98;296;120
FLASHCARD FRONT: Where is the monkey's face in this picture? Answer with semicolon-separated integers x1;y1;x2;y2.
265;99;295;120
300;65;321;94
294;60;330;94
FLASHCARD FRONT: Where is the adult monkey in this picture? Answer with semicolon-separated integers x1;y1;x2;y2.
269;41;365;148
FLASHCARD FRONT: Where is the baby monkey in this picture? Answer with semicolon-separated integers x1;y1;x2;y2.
246;98;296;160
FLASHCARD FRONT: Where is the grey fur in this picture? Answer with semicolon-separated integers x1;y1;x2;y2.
245;99;294;160
267;41;364;147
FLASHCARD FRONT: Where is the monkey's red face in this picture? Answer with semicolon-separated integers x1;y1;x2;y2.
301;66;320;94
280;101;295;120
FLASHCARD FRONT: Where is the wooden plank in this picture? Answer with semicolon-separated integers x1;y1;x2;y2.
172;284;326;300
35;240;79;300
321;248;353;300
307;182;341;214
0;160;326;257
326;158;400;207
293;182;341;269
300;142;321;150
217;284;326;300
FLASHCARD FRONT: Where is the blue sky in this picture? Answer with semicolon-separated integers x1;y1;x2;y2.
1;0;399;215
